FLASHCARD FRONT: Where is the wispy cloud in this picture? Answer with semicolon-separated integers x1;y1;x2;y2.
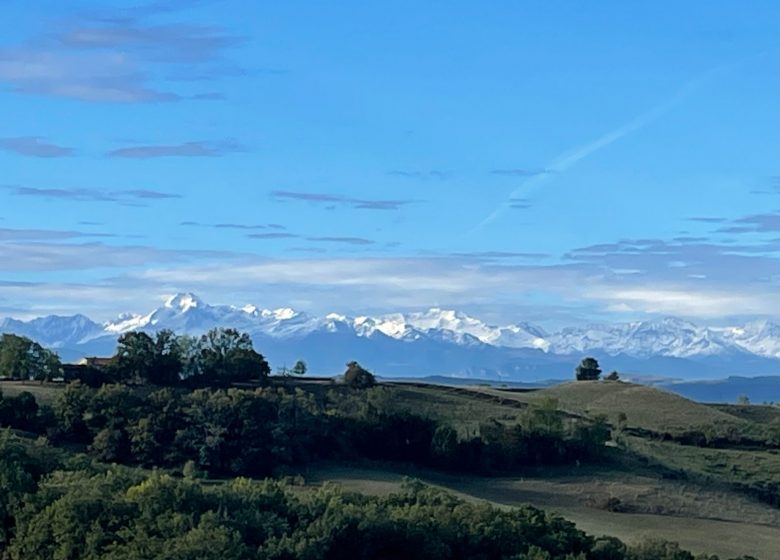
0;238;238;274
247;233;299;239
271;191;342;203
4;186;181;202
272;190;415;211
246;232;375;245
687;216;728;224
107;139;243;158
55;22;241;64
749;177;780;195
0;137;74;158
451;251;548;259
0;227;114;241
307;236;375;245
0;48;178;103
387;170;450;180
181;221;286;231
490;168;549;177
0;8;243;103
509;197;532;209
286;247;328;254
716;212;780;234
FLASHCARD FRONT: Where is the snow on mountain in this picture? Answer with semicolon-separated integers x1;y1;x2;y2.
717;320;780;358
546;317;733;358
5;294;780;379
349;308;548;349
0;314;104;348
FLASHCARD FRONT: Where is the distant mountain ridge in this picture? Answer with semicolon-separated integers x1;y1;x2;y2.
3;293;780;380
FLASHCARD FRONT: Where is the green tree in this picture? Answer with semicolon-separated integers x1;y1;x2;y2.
576;357;602;381
195;328;270;384
605;370;620;381
0;334;61;381
112;330;183;385
291;360;307;376
343;361;376;389
53;381;93;442
112;331;155;383
0;432;41;548
430;425;458;465
149;329;184;385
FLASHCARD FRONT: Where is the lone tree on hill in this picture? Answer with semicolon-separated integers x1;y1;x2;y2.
291;360;307;376
575;357;602;381
343;361;376;388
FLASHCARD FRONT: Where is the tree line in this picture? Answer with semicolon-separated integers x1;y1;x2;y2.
0;382;608;478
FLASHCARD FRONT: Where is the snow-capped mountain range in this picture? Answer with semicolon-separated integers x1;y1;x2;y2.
3;293;780;380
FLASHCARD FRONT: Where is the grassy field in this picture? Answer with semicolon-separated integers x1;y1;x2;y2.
305;464;780;560
0;380;64;405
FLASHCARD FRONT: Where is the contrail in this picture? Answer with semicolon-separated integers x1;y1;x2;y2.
474;62;738;231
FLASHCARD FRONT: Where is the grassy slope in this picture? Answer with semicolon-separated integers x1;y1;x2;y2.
471;381;751;434
625;435;780;491
306;465;780;560
710;403;780;425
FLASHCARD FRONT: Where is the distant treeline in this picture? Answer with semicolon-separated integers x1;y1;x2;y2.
0;432;758;560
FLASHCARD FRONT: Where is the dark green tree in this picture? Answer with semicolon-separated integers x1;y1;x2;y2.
0;334;61;381
195;328;270;384
575;357;602;381
343;361;376;388
430;425;458;465
112;330;183;385
605;370;620;381
112;331;155;383
291;360;307;377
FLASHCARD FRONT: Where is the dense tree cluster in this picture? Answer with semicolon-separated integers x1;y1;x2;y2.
0;433;757;560
0;334;61;382
65;328;271;387
0;384;611;479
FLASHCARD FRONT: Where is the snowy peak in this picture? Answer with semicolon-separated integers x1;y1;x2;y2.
164;292;203;312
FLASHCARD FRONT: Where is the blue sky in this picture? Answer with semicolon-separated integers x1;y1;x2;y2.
2;0;780;325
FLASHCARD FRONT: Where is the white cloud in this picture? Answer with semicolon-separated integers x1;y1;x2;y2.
587;286;778;318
